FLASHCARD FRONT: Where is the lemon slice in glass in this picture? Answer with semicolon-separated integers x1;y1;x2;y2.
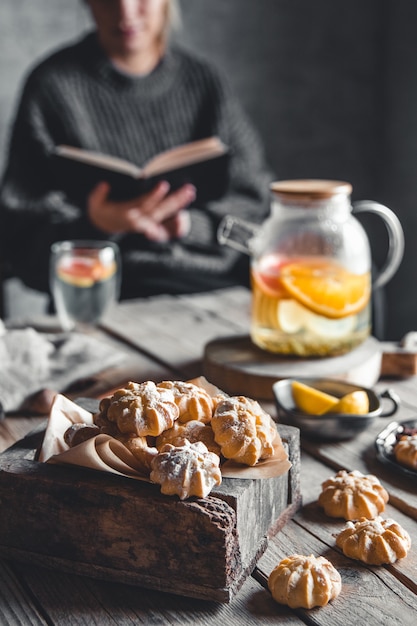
291;380;339;415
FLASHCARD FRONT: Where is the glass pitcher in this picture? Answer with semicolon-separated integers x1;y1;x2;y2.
218;179;404;357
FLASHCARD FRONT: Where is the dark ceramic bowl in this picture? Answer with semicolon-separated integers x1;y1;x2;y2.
273;377;399;441
375;418;417;479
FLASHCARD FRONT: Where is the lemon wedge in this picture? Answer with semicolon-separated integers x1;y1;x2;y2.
327;390;369;415
291;381;339;415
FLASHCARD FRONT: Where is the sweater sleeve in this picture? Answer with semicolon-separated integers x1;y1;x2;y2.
0;77;106;294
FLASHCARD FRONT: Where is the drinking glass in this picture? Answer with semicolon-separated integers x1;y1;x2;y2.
50;240;121;331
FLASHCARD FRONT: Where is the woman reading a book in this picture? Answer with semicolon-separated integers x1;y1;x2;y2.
0;0;271;299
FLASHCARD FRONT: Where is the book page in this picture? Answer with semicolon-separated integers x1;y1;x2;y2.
142;137;227;177
55;145;141;178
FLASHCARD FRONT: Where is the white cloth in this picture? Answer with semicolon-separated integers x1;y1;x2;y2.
0;327;124;413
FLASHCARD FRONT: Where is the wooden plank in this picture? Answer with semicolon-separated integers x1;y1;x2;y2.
178;287;252;331
0;560;47;625
0;416;43;454
10;560;304;626
100;290;251;380
64;325;182;396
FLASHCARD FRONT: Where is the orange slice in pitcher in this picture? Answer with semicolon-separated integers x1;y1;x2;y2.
280;258;370;319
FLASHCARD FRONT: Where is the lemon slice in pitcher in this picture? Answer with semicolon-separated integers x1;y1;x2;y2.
291;381;339;415
304;312;356;339
277;299;307;333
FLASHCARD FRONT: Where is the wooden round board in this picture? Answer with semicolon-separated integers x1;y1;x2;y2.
203;335;382;400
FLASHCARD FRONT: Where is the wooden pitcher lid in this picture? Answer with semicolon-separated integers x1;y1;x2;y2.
270;179;352;201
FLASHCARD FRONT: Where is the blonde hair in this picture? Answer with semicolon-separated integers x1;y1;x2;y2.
164;0;182;43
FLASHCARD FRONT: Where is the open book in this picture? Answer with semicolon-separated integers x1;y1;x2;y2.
53;136;230;202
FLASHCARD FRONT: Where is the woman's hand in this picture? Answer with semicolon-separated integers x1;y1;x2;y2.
87;180;195;241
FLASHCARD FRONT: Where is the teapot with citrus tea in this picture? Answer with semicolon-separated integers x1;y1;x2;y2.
218;179;404;357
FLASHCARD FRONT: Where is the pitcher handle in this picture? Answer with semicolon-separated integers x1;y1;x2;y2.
352;201;404;289
217;215;258;255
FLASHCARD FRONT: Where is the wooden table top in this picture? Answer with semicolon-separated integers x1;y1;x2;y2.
0;286;416;626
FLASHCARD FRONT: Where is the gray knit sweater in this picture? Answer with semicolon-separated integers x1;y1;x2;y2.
0;32;272;298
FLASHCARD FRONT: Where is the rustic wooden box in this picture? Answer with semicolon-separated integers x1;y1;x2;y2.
0;422;300;603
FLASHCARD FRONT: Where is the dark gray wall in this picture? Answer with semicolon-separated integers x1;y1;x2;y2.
0;0;92;165
179;0;382;196
1;0;417;339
